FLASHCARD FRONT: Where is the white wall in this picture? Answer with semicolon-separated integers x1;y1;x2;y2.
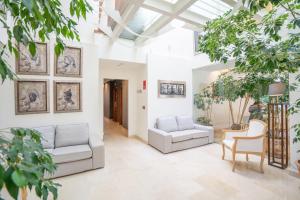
147;54;193;129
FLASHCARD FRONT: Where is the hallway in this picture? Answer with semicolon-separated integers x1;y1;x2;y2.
104;117;128;137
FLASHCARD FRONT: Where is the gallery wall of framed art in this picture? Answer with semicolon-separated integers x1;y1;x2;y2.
14;42;83;115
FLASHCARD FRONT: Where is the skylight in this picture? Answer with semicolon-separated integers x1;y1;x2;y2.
188;0;233;19
120;7;161;40
163;0;179;4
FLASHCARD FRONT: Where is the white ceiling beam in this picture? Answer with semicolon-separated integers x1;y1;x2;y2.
111;0;145;41
221;0;237;7
135;0;198;44
178;10;209;25
141;0;206;28
141;0;173;15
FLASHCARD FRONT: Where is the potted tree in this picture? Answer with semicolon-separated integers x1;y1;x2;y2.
0;128;60;200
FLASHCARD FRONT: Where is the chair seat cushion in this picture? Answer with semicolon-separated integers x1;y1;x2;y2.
171;129;209;143
223;139;235;149
51;145;92;164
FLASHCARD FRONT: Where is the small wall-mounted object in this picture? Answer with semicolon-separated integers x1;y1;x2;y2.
158;80;186;98
137;89;142;94
143;80;147;90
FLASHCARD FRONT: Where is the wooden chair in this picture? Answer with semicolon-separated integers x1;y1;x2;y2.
222;119;267;172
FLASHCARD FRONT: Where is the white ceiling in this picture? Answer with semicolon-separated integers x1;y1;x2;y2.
97;0;241;44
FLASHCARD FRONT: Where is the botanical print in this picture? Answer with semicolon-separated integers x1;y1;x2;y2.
54;82;81;112
15;80;49;114
55;47;82;77
17;43;48;75
159;81;186;97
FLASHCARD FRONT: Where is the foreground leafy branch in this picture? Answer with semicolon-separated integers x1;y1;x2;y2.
0;0;93;82
0;128;60;200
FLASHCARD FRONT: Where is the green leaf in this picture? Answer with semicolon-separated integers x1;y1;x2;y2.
0;165;4;190
28;42;36;57
13;25;23;42
4;170;19;200
12;170;28;187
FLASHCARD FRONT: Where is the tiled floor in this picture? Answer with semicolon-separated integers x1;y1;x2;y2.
22;119;300;199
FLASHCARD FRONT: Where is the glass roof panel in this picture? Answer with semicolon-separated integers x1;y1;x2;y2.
120;7;161;40
188;0;234;19
163;0;179;4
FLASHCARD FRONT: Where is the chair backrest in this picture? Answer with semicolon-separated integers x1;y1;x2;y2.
246;120;267;137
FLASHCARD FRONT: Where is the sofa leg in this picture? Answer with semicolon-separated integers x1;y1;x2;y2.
222;143;225;160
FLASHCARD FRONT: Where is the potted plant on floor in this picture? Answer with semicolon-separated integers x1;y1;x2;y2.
0;128;60;200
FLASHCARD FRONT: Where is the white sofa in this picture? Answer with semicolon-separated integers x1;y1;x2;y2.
33;123;105;178
148;116;214;153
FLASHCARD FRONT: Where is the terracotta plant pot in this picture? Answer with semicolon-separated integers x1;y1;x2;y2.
231;123;242;130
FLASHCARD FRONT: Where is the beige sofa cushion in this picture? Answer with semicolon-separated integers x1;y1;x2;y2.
55;123;89;148
33;126;56;149
157;116;178;132
171;129;209;143
176;116;194;131
52;145;92;164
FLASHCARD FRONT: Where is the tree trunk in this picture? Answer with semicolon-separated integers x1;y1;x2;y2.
229;101;235;124
21;187;27;200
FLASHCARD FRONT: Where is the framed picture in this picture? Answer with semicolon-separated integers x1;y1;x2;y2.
15;80;49;115
54;81;82;113
54;46;82;77
158;80;186;98
16;42;49;75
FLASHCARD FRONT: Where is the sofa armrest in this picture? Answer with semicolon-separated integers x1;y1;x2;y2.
89;134;105;169
194;124;214;143
148;128;172;153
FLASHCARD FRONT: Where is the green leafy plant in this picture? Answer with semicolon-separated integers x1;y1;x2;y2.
0;128;60;200
194;69;289;129
194;85;215;125
197;0;299;133
0;0;93;82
